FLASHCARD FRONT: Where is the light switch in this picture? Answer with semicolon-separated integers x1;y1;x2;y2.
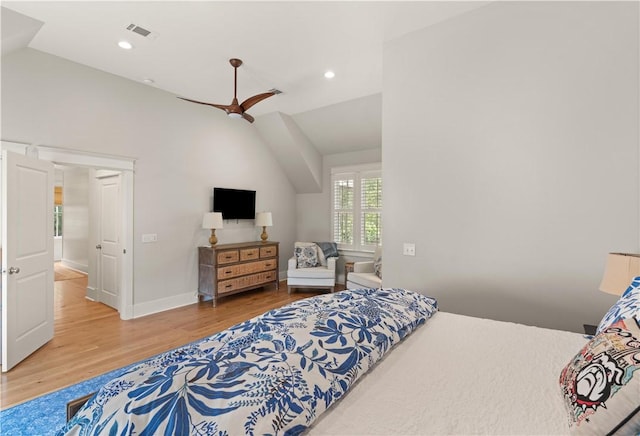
142;233;157;243
403;243;416;256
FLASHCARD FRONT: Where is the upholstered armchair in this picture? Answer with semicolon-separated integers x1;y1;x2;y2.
346;246;382;290
287;242;337;294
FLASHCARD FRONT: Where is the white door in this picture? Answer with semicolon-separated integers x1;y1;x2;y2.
1;150;54;372
96;175;121;310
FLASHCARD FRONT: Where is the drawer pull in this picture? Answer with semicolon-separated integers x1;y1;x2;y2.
225;271;232;274
225;284;233;288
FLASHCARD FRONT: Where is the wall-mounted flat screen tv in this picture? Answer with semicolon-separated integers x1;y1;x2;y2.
213;187;256;220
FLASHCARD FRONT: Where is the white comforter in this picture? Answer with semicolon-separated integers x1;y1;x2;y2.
309;311;587;435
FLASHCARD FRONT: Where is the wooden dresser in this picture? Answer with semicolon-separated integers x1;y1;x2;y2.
198;241;279;306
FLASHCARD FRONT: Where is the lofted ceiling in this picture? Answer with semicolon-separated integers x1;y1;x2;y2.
1;1;488;155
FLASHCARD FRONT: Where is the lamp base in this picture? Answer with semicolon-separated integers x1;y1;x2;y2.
209;229;218;246
260;226;268;242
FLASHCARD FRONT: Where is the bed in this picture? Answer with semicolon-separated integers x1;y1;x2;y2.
58;287;640;435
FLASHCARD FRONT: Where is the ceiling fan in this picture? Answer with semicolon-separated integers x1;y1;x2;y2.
178;58;278;123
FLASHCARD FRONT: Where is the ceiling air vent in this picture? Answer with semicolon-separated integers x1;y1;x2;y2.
125;23;152;38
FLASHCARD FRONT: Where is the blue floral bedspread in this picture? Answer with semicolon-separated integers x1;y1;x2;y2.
58;288;438;436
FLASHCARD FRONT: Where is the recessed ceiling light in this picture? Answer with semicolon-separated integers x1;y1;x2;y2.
118;40;133;50
142;78;155;84
324;70;335;79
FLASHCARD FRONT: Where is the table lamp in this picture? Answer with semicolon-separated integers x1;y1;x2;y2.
599;252;640;296
202;212;223;246
255;212;272;242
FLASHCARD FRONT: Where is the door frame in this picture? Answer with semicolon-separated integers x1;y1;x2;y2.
1;141;135;319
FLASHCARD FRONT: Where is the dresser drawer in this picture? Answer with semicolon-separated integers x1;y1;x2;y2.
217;279;238;294
240;248;259;261
218;270;277;295
217;250;239;265
260;246;277;258
217;259;276;279
261;259;277;270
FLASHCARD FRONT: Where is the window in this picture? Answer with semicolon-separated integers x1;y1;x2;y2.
54;186;63;237
54;205;63;237
331;164;382;252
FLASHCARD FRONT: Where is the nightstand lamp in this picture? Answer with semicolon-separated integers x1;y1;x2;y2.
255;212;272;242
202;212;223;246
599;252;640;296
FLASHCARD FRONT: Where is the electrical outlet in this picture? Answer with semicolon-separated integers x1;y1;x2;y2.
403;243;416;256
142;233;157;243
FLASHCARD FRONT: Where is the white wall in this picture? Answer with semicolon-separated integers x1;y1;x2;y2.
61;167;89;272
2;48;297;307
383;2;639;332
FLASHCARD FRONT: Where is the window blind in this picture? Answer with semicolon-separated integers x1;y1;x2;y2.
331;165;382;251
360;174;382;247
332;175;354;245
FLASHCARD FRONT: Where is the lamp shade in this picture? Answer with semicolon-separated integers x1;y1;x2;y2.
599;252;640;296
202;212;223;229
255;212;273;227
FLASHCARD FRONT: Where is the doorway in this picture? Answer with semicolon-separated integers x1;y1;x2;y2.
2;141;134;318
2;142;134;370
54;166;122;312
53;165;90;282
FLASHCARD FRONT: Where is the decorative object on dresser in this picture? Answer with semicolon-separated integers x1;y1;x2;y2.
202;212;223;246
255;211;273;242
198;241;279;306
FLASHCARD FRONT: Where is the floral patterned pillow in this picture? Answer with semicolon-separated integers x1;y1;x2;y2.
372;246;382;279
294;242;319;268
596;277;640;334
373;254;382;279
559;317;640;435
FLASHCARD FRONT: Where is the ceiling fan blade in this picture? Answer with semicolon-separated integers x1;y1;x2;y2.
242;112;255;123
240;92;275;111
178;97;230;112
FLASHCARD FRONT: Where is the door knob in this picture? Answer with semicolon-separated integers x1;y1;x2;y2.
8;267;20;274
96;244;102;249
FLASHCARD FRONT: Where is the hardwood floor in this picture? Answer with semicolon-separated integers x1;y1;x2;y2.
0;271;344;409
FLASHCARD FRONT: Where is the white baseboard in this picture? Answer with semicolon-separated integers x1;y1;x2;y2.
60;259;88;274
85;286;97;300
132;292;198;319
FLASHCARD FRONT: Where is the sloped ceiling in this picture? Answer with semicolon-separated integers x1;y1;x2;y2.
1;2;489;192
1;7;42;56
